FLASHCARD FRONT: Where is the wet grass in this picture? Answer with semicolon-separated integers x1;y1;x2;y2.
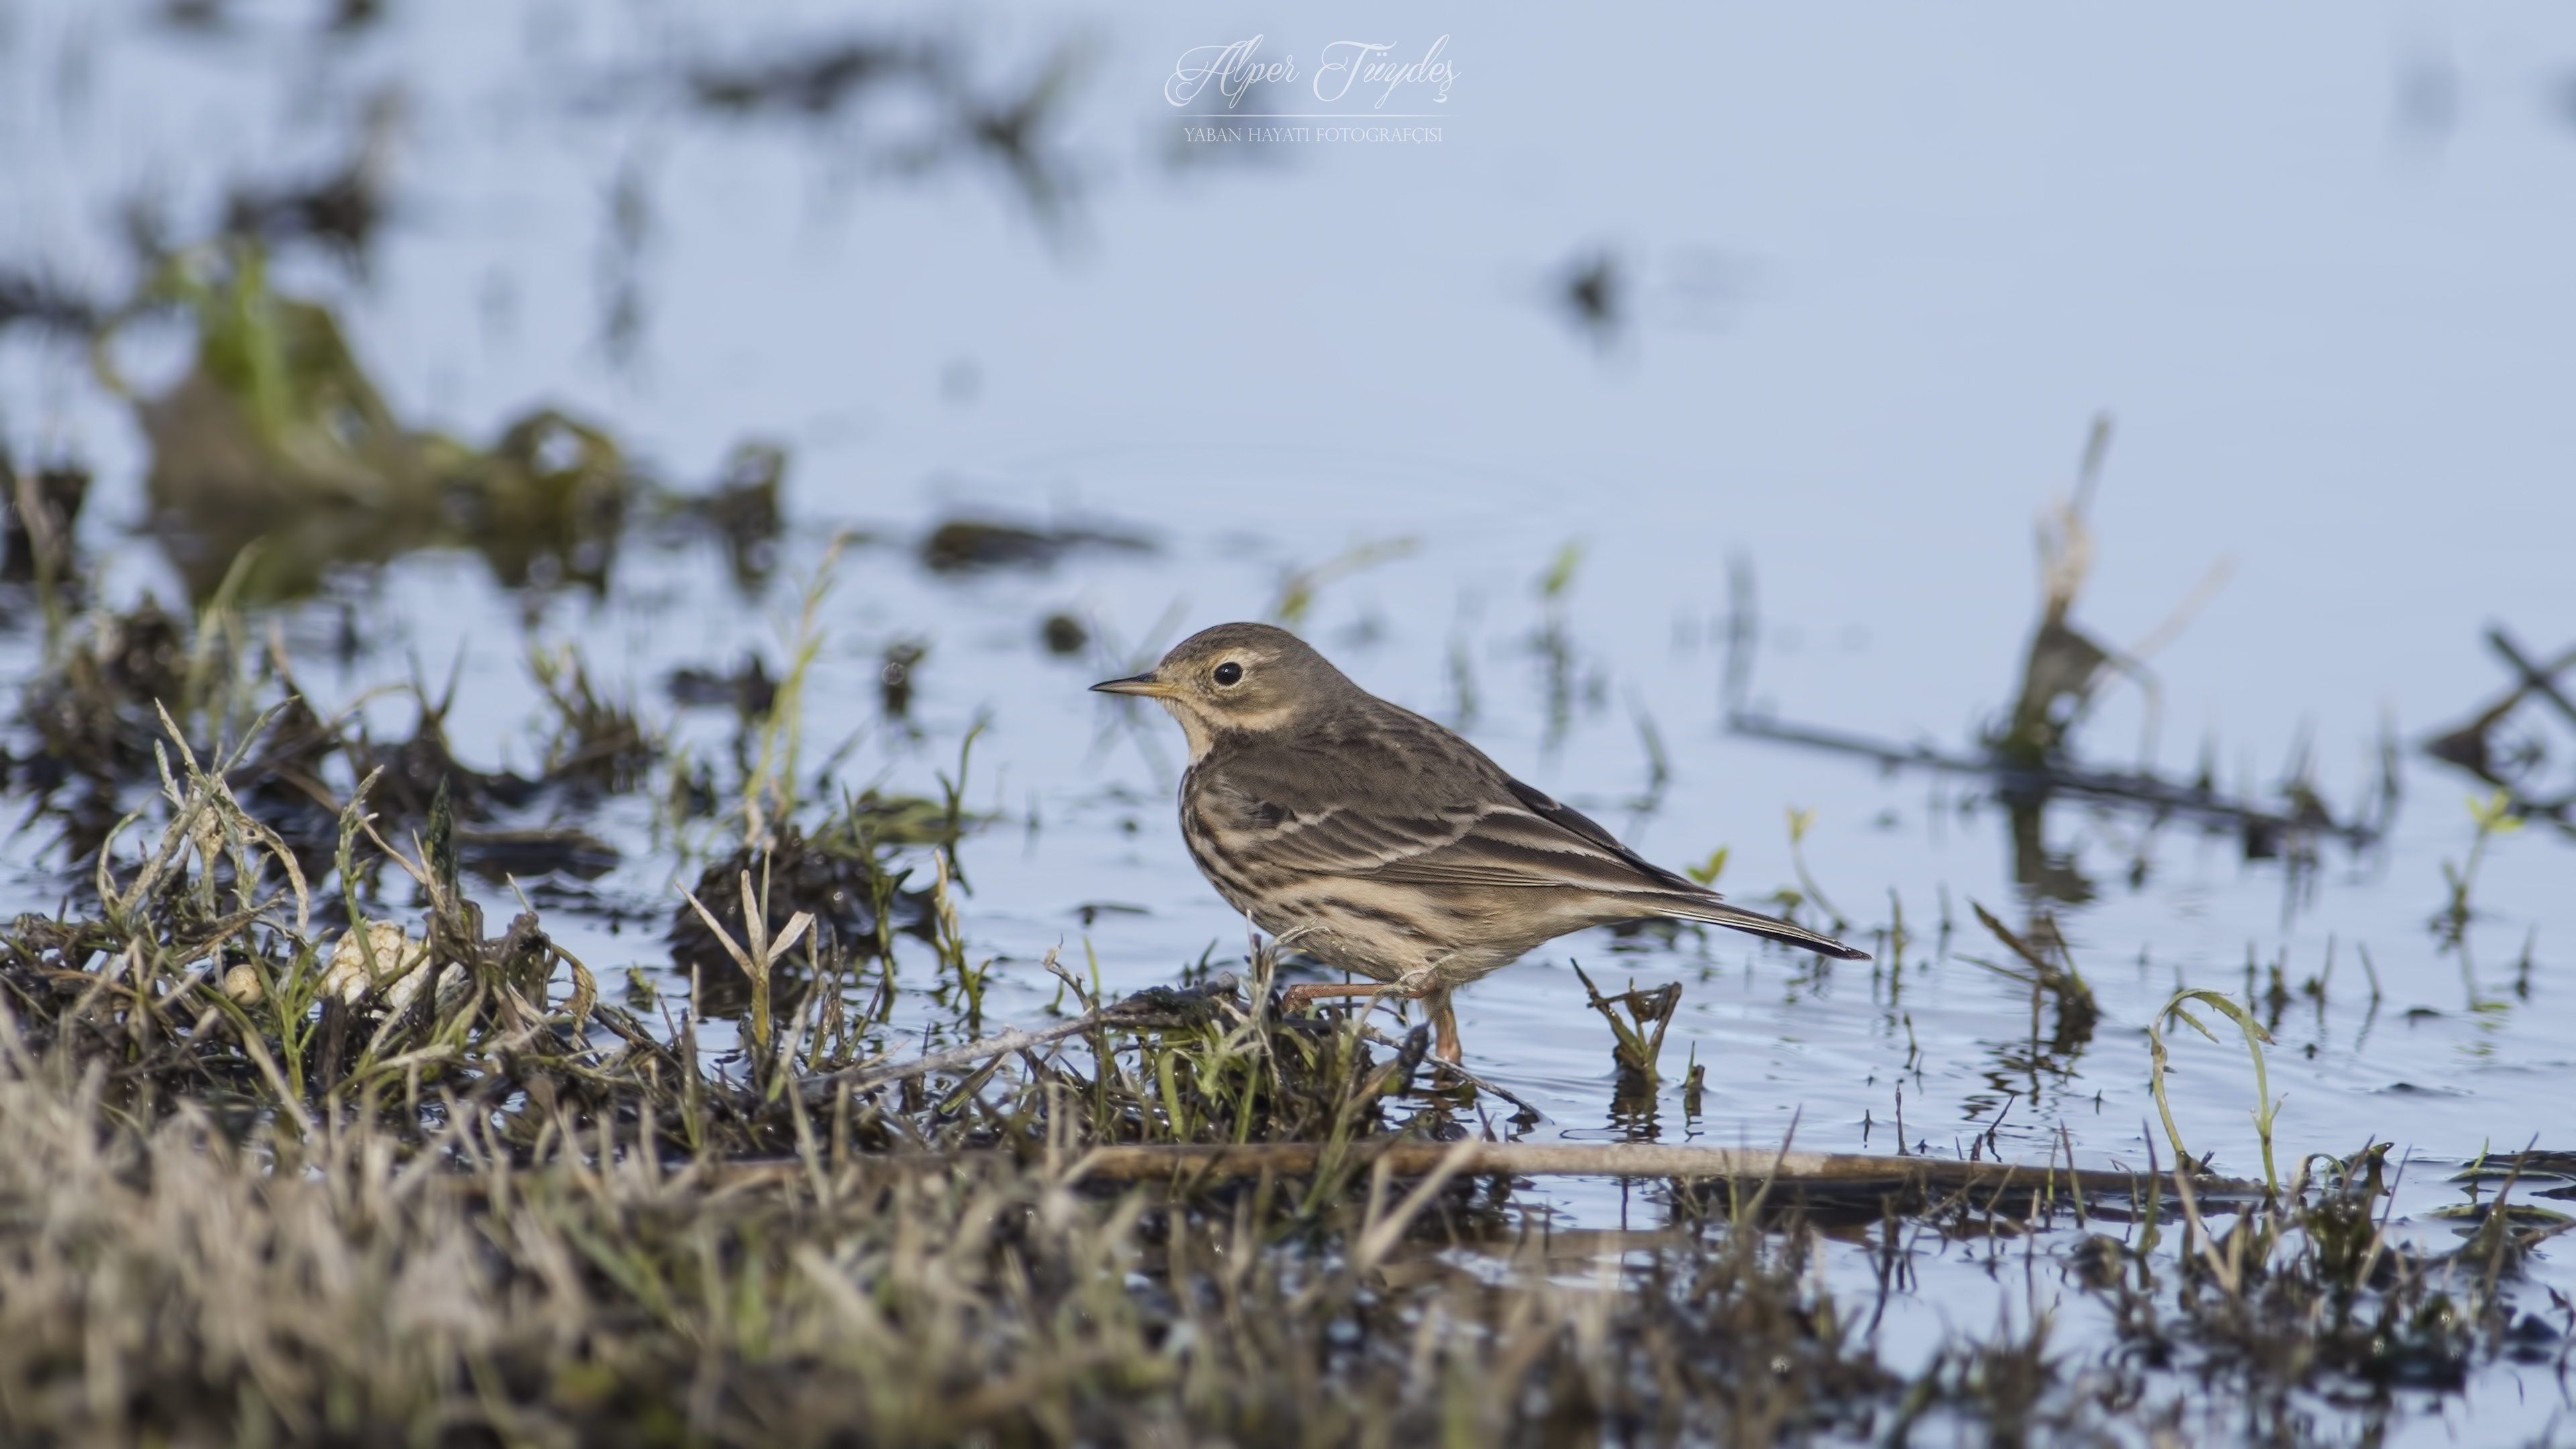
0;330;2561;1433
0;547;2558;1444
0;671;1898;1440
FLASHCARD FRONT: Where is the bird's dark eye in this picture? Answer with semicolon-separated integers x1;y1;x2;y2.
1213;661;1243;686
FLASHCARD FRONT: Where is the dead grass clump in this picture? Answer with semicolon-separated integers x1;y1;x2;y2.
667;826;934;1000
0;649;2555;1443
19;597;190;780
0;1006;1913;1446
532;645;658;796
0;737;1933;1444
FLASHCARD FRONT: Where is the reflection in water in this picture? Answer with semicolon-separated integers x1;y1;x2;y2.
114;246;635;600
1574;962;1683;1141
2004;792;2094;905
918;515;1154;574
221;89;400;270
2423;626;2576;839
681;30;1092;241
1528;541;1594;752
2411;627;2571;1064
1726;418;2390;914
96;248;781;603
0;270;103;342
1960;902;2100;1144
1;455;88;595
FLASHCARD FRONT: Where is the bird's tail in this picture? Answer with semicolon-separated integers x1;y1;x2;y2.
1643;893;1872;961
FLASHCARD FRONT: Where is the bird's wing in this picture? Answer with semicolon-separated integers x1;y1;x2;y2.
1197;788;1489;877
1203;751;1693;896
1362;790;1870;959
1356;778;1697;893
1199;737;1870;960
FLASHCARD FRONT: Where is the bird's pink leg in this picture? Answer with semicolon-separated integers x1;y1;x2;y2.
1275;981;1466;1065
1428;986;1461;1065
1277;981;1405;1011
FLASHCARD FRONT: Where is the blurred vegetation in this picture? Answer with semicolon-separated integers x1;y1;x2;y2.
105;244;643;602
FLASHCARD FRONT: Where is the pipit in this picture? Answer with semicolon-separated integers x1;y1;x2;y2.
1093;622;1867;1061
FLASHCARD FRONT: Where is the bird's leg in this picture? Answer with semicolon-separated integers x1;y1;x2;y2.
1428;985;1461;1065
1279;980;1432;1036
1277;981;1403;1011
1276;981;1467;1066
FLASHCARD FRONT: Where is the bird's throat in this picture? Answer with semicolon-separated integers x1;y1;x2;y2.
1162;698;1301;762
1159;698;1219;761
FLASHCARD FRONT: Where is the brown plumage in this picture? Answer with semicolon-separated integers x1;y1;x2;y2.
1093;622;1867;1060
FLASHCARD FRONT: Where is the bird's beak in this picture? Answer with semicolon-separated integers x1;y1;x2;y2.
1090;672;1173;698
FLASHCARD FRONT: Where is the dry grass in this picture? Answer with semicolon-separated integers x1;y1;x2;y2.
0;1055;1901;1444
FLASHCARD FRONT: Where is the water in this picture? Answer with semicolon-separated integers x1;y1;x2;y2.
5;2;2575;1439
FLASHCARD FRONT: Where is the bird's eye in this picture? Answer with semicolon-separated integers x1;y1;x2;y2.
1213;661;1243;686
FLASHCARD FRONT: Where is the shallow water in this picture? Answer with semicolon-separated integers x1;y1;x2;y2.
6;1;2575;1439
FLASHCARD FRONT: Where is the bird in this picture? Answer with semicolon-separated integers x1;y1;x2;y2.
1092;622;1867;1061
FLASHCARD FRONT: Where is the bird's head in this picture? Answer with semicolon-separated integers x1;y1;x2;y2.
1091;622;1346;755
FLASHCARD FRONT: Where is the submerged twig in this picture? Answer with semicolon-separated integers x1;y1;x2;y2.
1728;712;2375;847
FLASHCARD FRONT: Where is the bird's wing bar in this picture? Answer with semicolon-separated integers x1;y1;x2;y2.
1227;801;1484;875
1363;802;1692;896
1212;763;1688;896
1223;785;1666;894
